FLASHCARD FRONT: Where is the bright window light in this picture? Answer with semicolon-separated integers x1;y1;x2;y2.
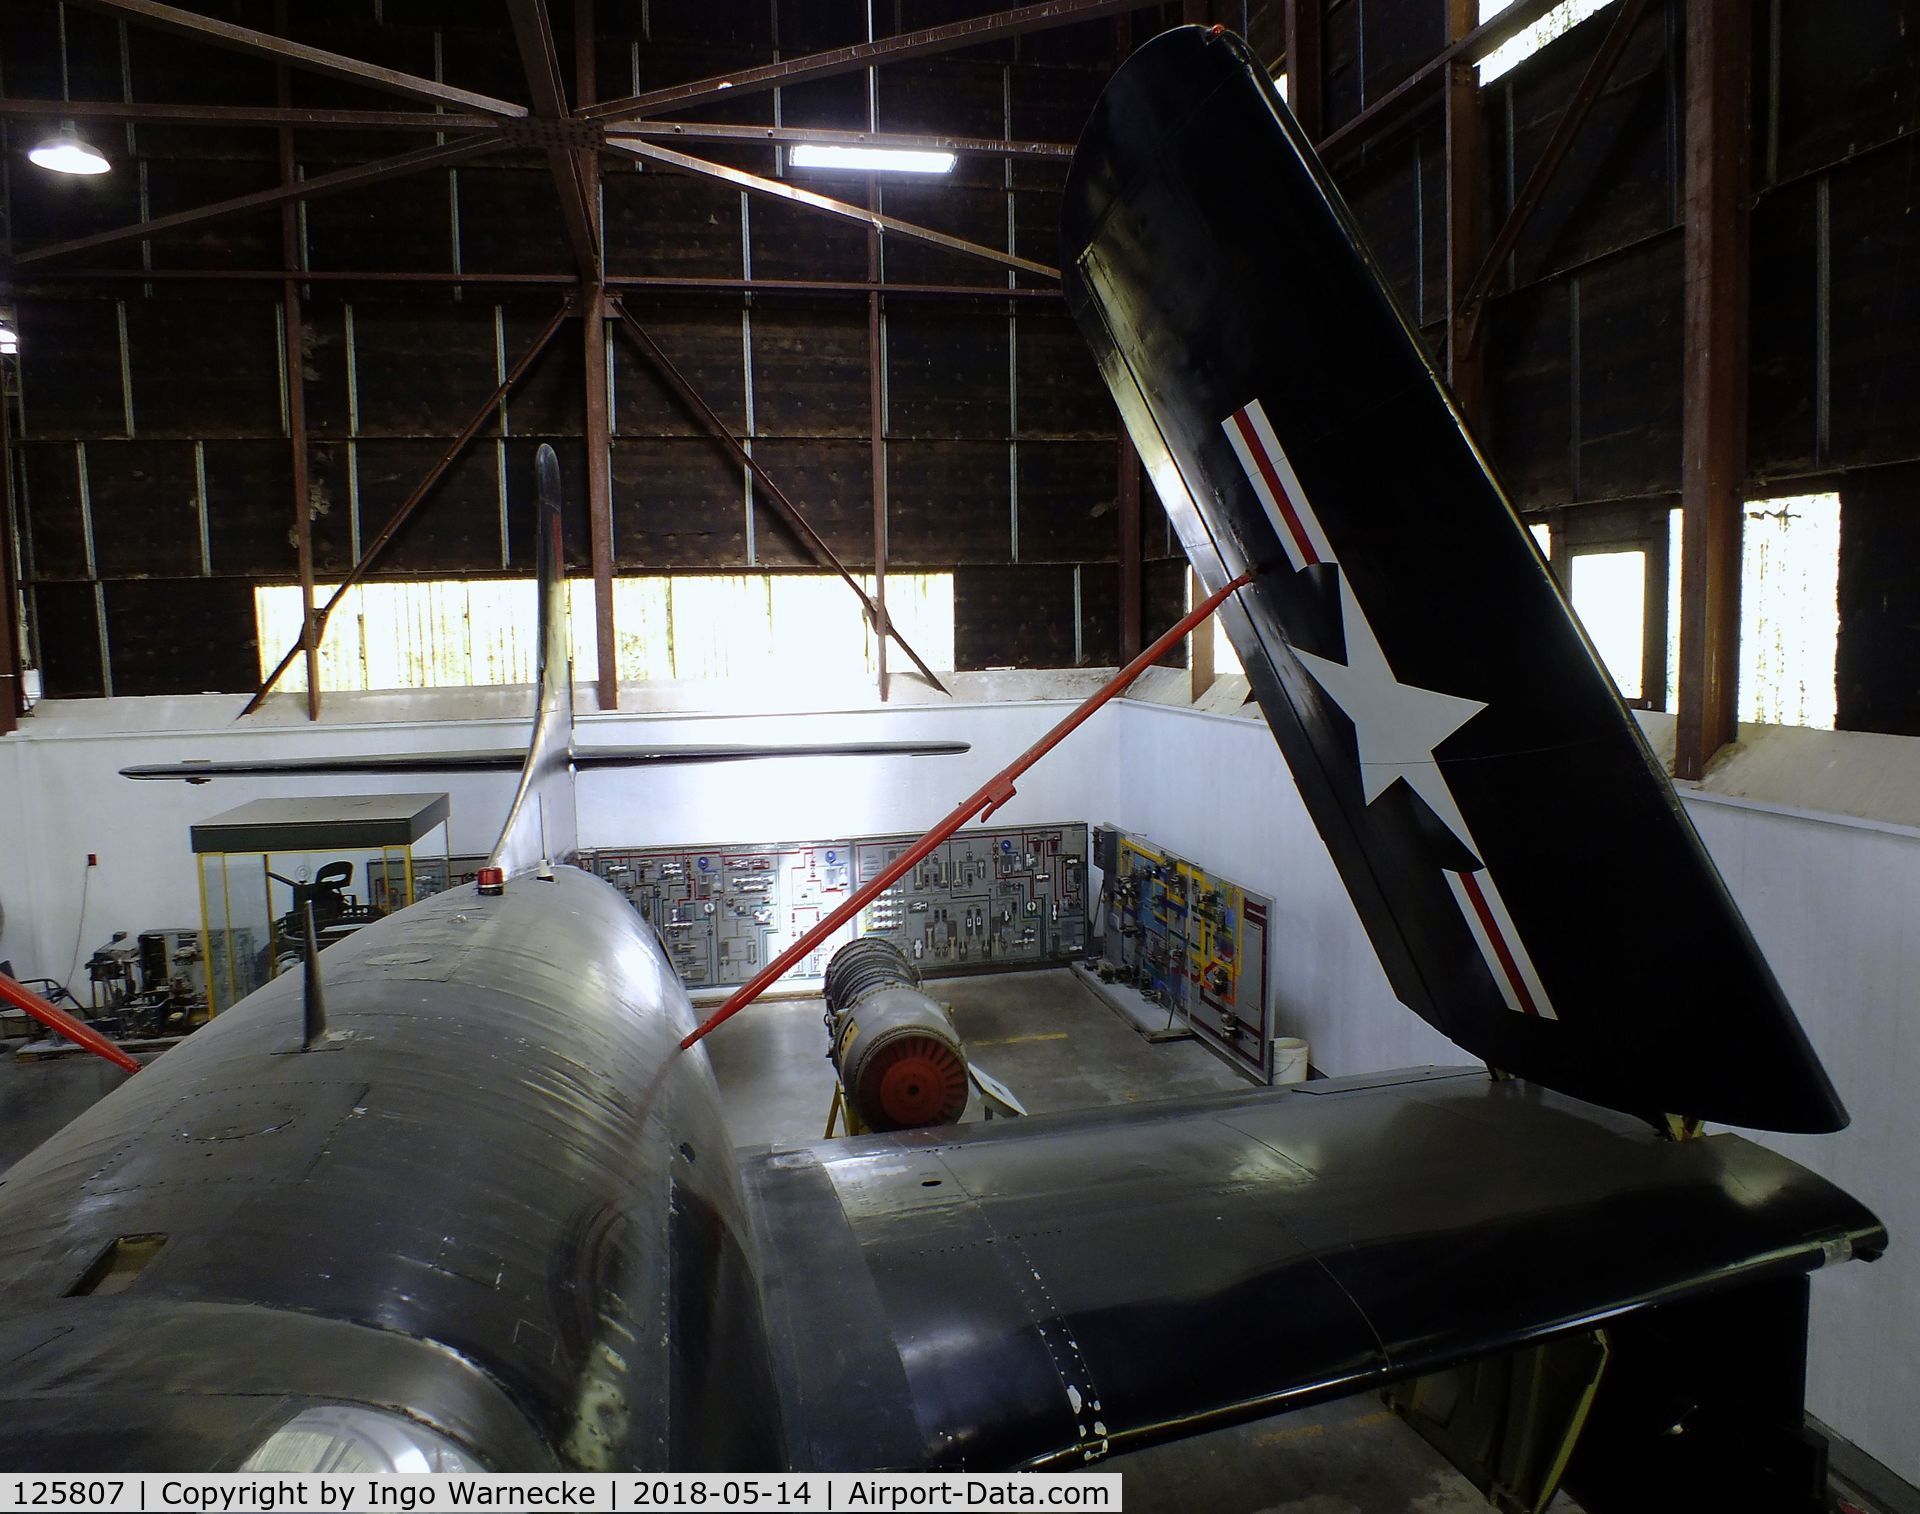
255;578;598;694
1570;549;1646;700
28;130;110;176
1528;521;1552;557
1477;0;1613;83
255;573;955;695
1666;505;1682;710
0;327;16;356
1213;615;1243;677
1185;576;1245;678
1739;493;1839;730
789;144;956;175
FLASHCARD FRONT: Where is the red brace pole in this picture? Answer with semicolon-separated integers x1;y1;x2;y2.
0;971;142;1074
680;571;1254;1051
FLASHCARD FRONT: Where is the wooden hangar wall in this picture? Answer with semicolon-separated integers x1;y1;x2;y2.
1305;0;1920;739
3;0;1918;732
0;0;1196;708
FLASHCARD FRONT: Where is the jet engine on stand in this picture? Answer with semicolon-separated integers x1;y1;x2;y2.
821;937;971;1134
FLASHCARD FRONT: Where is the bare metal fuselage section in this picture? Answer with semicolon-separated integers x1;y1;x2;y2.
0;868;777;1470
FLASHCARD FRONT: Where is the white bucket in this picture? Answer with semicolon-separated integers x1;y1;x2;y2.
1272;1037;1310;1085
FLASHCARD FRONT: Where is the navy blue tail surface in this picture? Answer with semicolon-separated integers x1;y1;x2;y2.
1061;27;1845;1133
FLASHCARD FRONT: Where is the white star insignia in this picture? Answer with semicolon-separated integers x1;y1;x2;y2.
1293;573;1487;859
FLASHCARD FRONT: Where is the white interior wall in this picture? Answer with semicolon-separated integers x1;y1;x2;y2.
1681;796;1920;1481
0;692;1119;990
0;739;28;974
1;689;1915;1481
1106;699;1920;1487
1108;699;1462;1072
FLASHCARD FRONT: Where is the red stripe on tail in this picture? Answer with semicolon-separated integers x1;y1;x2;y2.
1457;870;1540;1018
1231;408;1320;567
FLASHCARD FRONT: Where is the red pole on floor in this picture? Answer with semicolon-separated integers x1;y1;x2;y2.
679;571;1254;1051
0;971;142;1075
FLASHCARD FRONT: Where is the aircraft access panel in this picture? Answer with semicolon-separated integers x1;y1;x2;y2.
583;824;1088;991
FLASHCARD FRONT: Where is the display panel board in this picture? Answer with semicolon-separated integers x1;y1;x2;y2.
1093;825;1274;1079
581;824;1089;991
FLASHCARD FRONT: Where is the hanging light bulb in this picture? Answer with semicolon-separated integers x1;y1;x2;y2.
34;5;109;175
29;124;110;176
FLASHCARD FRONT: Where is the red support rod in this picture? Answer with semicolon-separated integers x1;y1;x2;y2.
680;570;1255;1050
0;971;142;1075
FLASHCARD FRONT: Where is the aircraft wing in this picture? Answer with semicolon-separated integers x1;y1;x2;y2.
1059;27;1846;1134
748;1068;1883;1473
118;742;970;782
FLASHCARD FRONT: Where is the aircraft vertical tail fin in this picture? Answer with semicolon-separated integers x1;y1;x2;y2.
1060;26;1847;1133
485;444;578;879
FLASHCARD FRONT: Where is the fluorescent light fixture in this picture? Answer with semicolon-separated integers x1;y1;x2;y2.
789;144;956;175
29;126;110;176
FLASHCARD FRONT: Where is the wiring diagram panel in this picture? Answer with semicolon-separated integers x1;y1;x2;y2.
585;843;858;989
852;825;1089;970
1098;830;1273;1078
580;824;1088;990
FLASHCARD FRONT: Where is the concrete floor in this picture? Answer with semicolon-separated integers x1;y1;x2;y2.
0;970;1557;1509
701;967;1255;1146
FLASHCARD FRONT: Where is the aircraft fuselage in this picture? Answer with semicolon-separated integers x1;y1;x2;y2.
0;866;778;1470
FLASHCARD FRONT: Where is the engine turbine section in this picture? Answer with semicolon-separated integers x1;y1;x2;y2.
823;937;970;1132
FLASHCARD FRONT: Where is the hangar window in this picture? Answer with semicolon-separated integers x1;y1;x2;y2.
254;573;954;695
1552;503;1673;711
254;578;600;693
1477;0;1616;83
1666;504;1682;710
1550;495;1839;729
1214;614;1243;677
1182;574;1246;680
1738;493;1839;731
1570;549;1647;701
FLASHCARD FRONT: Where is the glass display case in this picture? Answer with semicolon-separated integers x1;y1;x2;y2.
190;794;452;1014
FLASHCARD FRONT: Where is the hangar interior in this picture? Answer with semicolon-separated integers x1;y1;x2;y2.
0;0;1917;1507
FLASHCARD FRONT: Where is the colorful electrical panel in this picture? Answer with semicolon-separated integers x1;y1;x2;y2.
1095;828;1273;1079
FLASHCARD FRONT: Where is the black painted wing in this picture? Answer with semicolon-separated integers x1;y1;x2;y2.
119;742;970;782
1060;27;1845;1133
750;1069;1883;1471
